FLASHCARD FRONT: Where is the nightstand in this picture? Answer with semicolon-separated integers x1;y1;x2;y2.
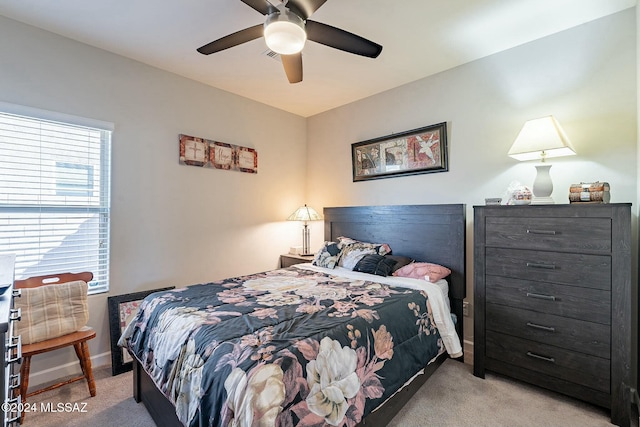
280;254;315;268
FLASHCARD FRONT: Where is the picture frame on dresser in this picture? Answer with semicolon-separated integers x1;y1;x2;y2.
472;204;632;427
107;287;175;376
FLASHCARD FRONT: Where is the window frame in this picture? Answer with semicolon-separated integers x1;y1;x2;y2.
0;102;113;294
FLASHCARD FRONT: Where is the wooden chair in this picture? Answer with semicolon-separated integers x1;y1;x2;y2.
14;272;96;422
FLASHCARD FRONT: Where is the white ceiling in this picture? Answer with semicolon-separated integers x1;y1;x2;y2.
0;0;635;117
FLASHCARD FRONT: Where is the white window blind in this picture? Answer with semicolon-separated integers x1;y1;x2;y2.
0;106;112;294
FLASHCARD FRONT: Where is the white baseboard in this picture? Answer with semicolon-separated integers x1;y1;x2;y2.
27;351;111;388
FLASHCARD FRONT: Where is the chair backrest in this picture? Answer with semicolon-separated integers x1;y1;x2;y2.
14;272;93;289
14;272;93;345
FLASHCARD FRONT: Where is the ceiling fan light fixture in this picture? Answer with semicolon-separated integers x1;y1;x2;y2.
264;10;306;55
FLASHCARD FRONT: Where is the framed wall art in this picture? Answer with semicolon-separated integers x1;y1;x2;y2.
351;122;448;182
107;287;175;375
179;134;208;167
179;133;257;174
234;146;258;173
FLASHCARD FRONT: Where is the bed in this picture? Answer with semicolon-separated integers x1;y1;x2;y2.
122;204;466;427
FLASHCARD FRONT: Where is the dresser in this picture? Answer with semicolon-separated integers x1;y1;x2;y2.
0;255;20;426
473;204;632;427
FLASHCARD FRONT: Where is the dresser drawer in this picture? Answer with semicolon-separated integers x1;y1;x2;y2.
486;303;610;358
486;331;610;393
486;247;611;290
485;276;610;324
485;216;611;253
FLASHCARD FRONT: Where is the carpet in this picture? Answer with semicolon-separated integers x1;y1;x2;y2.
23;359;612;426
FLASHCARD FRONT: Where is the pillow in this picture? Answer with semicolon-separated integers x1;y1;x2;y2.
385;255;414;272
353;254;397;277
336;236;392;270
15;280;89;345
392;262;452;282
337;236;392;255
312;241;343;269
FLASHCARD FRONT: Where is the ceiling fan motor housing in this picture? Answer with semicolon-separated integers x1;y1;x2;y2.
263;7;307;55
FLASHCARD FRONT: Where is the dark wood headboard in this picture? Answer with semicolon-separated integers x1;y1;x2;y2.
323;204;466;342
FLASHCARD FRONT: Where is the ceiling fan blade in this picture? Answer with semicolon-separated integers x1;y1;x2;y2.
306;20;382;58
240;0;277;15
197;24;264;55
285;0;328;20
281;53;303;84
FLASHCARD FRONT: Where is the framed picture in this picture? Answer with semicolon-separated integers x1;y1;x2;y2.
211;142;234;170
235;146;258;174
352;122;448;182
107;287;174;376
179;134;258;173
179;134;208;167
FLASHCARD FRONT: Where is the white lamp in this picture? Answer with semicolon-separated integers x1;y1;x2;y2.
264;5;307;55
508;116;576;204
287;204;322;256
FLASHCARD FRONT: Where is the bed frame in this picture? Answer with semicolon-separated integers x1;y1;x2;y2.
131;203;466;426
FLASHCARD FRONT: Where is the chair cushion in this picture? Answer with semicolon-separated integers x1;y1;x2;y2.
15;280;89;345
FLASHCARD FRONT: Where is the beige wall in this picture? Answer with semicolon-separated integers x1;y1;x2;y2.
0;16;308;384
306;9;637;362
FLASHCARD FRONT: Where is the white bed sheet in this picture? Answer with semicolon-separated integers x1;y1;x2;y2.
294;263;463;358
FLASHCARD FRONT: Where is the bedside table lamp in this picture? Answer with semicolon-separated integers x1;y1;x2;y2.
287;204;322;256
508;116;576;204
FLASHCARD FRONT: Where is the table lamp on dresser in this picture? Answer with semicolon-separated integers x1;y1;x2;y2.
508;115;576;204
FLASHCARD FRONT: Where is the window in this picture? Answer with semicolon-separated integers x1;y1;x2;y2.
0;103;112;294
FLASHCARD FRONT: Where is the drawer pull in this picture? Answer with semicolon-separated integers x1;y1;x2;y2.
6;414;21;425
8;374;19;390
9;373;19;389
526;262;556;270
4;397;20;423
526;351;556;363
526;322;555;332
526;292;556;301
6;335;21;365
526;229;557;235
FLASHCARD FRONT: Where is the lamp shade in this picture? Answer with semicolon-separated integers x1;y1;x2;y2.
287;205;321;256
287;205;322;222
508;116;576;162
264;8;307;55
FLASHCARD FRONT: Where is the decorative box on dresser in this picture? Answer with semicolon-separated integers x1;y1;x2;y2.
0;254;21;426
473;204;632;427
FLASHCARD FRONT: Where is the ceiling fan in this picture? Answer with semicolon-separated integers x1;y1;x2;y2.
196;0;383;84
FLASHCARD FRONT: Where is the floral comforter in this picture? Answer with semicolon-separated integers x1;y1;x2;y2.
120;265;460;427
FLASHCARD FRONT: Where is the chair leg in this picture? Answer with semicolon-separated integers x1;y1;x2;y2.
73;343;86;375
19;355;31;423
74;341;96;397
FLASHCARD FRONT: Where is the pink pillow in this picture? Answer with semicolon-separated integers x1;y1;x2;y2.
392;262;451;282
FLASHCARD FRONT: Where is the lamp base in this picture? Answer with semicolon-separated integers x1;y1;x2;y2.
531;196;555;205
532;164;554;205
